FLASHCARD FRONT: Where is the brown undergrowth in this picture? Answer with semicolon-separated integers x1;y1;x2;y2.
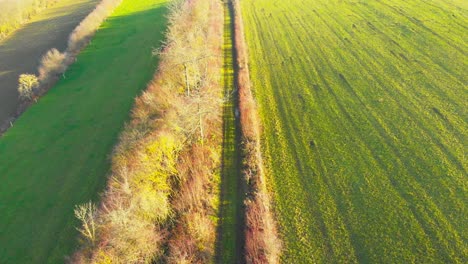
230;0;282;263
71;0;224;263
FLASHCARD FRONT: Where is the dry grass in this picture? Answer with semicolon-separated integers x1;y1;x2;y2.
71;0;224;262
231;0;282;263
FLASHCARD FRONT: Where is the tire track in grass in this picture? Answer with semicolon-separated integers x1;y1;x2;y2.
245;5;358;262
216;1;244;263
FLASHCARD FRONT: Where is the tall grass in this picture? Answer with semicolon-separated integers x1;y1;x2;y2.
71;0;224;262
230;0;281;263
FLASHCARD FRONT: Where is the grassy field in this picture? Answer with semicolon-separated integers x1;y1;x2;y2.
0;0;168;262
241;0;467;263
0;0;99;126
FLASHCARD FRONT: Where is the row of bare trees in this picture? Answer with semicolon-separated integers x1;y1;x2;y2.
230;0;282;263
71;0;224;262
17;0;123;102
0;0;58;41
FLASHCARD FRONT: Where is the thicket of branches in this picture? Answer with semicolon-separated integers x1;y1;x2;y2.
231;0;282;263
70;0;224;262
163;0;223;263
0;0;58;41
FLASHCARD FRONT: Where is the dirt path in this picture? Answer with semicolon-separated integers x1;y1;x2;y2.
216;1;245;263
0;0;99;126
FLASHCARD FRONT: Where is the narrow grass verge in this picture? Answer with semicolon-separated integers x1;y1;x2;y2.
215;1;244;263
230;0;282;263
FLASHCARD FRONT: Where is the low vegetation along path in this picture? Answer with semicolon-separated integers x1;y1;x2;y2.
0;0;168;262
216;1;244;263
0;0;100;126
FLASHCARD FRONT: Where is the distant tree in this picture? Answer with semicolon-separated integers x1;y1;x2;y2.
17;73;38;100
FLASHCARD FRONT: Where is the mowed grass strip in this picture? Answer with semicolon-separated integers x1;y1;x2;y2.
216;2;244;262
242;0;467;263
0;0;168;262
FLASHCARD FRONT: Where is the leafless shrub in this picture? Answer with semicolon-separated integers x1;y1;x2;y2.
17;73;39;100
74;202;98;246
37;48;67;84
163;0;224;262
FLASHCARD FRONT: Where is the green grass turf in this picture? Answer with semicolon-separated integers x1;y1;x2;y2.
241;0;467;262
216;2;244;262
0;0;168;262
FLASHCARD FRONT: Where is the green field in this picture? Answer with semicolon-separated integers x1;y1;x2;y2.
241;0;467;262
0;0;168;262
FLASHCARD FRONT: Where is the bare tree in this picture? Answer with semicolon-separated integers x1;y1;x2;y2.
17;73;39;101
74;201;98;245
38;48;67;83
